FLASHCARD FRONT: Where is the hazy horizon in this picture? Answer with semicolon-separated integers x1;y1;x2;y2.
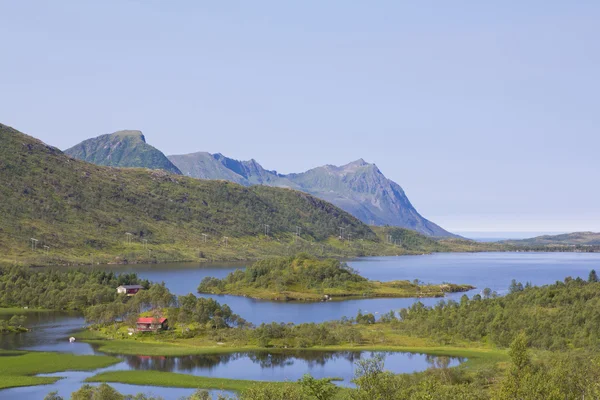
1;1;598;233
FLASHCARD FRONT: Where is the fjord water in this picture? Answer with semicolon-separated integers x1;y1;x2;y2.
102;252;600;324
2;252;600;399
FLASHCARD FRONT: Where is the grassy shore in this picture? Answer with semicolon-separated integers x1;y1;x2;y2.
0;307;52;315
200;281;475;302
0;350;120;389
87;370;285;391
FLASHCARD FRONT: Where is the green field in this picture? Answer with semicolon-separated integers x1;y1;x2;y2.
0;307;51;315
87;370;282;391
0;350;120;389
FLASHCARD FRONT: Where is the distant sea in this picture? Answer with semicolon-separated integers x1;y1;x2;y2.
455;231;568;243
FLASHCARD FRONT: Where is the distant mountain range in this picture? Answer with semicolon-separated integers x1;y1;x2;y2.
64;130;182;175
503;232;600;246
65;131;455;237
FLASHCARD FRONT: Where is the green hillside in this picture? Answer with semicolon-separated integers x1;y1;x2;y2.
0;123;376;265
503;232;600;247
65;130;182;174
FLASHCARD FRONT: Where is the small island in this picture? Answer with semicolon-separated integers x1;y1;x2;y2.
198;254;474;302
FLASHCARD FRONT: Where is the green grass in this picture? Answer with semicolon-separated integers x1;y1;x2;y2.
0;350;121;389
87;370;285;391
0;307;51;315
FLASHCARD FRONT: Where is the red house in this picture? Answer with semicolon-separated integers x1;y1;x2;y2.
136;317;168;332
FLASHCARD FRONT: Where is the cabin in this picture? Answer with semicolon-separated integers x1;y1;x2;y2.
117;284;144;296
136;317;168;332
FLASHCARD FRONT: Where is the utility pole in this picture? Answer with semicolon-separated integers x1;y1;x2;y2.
125;232;133;244
43;245;49;256
142;239;148;249
30;238;38;251
338;227;345;240
263;224;270;237
202;233;208;243
295;226;301;244
223;236;229;247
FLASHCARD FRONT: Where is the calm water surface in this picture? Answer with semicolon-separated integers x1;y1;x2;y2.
106;252;600;324
2;252;599;399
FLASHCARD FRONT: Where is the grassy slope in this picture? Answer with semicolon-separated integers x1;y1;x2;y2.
0;350;120;389
0;123;378;265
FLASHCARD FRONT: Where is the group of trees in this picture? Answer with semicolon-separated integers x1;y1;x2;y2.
392;271;600;349
0;266;149;310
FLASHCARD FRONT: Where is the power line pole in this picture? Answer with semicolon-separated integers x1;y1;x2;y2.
30;238;38;251
125;232;133;244
223;236;229;247
263;224;270;237
142;239;148;249
338;227;345;240
202;233;208;243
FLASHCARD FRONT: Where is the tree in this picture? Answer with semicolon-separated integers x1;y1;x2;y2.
589;269;598;283
43;392;64;400
497;332;531;399
298;374;338;400
508;279;524;294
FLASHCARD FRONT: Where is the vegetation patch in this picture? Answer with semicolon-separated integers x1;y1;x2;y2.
86;370;284;391
0;351;120;389
198;254;473;301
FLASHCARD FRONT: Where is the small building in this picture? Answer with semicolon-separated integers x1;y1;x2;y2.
136;317;168;332
117;285;144;296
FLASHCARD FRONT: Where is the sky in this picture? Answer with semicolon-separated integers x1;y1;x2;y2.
1;1;598;234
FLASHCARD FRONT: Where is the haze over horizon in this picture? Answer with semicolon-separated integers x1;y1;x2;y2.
1;1;598;233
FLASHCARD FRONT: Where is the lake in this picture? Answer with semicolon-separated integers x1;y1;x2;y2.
0;311;462;398
100;251;600;324
2;251;600;399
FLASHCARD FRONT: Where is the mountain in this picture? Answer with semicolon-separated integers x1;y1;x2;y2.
0;123;373;264
64;130;182;175
503;232;600;246
169;153;454;237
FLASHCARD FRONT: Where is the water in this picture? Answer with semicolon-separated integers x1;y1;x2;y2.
2;252;600;399
106;252;600;324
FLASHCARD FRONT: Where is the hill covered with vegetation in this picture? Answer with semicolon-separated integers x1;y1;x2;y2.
65;130;182;174
0;123;377;265
198;254;474;301
503;231;600;247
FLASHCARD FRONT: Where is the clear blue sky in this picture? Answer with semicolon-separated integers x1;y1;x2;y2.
1;1;598;233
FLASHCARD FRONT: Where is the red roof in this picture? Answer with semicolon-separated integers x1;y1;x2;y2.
137;317;167;324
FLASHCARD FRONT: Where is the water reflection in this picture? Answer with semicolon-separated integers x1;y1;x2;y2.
113;350;464;382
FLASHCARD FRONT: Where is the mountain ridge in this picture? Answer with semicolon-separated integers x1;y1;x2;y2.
168;152;455;237
0;122;376;265
63;132;455;237
503;232;600;246
65;130;182;175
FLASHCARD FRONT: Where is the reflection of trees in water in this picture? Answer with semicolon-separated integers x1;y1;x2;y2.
118;351;464;374
424;354;465;369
